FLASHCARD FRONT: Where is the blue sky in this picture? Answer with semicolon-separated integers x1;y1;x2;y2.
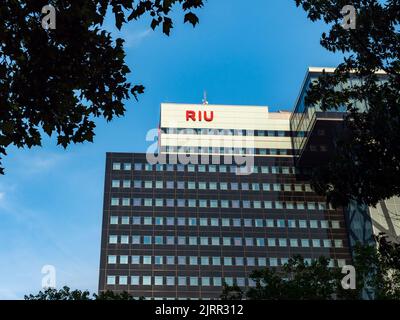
0;0;344;299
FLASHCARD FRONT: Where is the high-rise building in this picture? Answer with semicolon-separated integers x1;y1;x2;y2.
98;67;398;300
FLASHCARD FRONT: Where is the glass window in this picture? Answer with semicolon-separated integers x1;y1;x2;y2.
323;239;332;248
155;217;163;225
299;220;307;228
321;220;329;229
277;219;285;228
212;257;221;265
108;255;117;264
220;182;228;190
301;239;309;247
178;256;186;265
198;165;206;172
266;219;274;227
188;217;197;226
334;240;343;248
247;257;255;266
219;165;227;173
112;163;121;170
166;276;175;286
312;239;321;247
224;257;232;266
134;163;142;171
107;276;116;285
234;237;242;246
332;221;340;229
232;200;240;208
201;257;209;265
120;255;128;264
307;202;316;210
132;235;140;244
166;236;174;245
154;276;163;286
110;216;118;225
310;220;318;228
279;238;287;247
244;219;252;227
178;237;186;245
188;199;196;207
233;218;241;227
131;276;139;285
236;257;244;266
198;182;207;190
177;199;185;207
213;277;222;286
142;276;151;285
269;258;278;267
223;237;231;246
243;201;250;208
281;258;289;265
155;236;163;245
111;198;119;206
109;235;118;244
258;258;267;266
144;181;152;188
255;219;263;227
221;200;229;208
133;180;141;188
231;183;239;190
132;217;140;225
123;163;131;170
112;180;120;188
122;180;130;188
178;277;187;286
131;255;140;264
177;217;185;226
256;238;265;246
144;198;152;207
211;237;220;245
177;181;185;189
221;218;230;227
273;183;281;191
200;218;208;226
189;237;197;245
188;181;196;189
290;239;298;247
264;201;272;209
143;217;152;225
262;183;270;191
190;256;198;265
121;216;129;225
143;256;151;264
166;256;174;265
241;183;249;190
200;237;208;245
210;218;219;227
268;238;276;247
275;201;283;209
143;236;152;245
202;277;210;286
245;238;253;246
288;220;296;228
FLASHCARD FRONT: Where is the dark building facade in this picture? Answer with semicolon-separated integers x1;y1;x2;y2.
99;152;352;299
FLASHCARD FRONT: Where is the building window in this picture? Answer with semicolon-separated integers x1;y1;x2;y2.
290;239;298;247
111;180;120;188
270;258;278;267
107;276;116;285
132;235;140;244
189;257;198;265
178;277;187;286
264;201;272;209
112;163;121;170
108;255;117;264
213;277;222;286
122;198;130;206
154;276;163;286
256;238;265;246
120;256;128;264
166;276;175;286
131;255;140;264
131;276;139;285
144;217;152;225
143;236;152;245
120;235;129;244
278;238;287;247
334;240;343;248
212;257;221;265
331;221;340;229
133;198;141;206
143;256;152;264
301;239;309;247
109;235;118;244
299;220;307;228
111;198;119;206
268;238;276;247
142;276;151;285
110;216;118;225
312;239;321;247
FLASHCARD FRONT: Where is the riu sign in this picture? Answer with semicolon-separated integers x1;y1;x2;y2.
186;110;214;122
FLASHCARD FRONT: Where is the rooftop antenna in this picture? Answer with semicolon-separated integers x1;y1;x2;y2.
202;90;209;105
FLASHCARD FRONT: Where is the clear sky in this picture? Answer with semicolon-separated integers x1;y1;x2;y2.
0;0;344;299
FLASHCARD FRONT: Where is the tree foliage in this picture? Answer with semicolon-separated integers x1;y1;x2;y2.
0;0;204;174
24;285;142;300
221;234;400;300
294;0;400;206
